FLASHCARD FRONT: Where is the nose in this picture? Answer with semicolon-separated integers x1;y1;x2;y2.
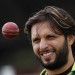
40;39;49;51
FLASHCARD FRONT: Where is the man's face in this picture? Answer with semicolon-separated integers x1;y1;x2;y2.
31;22;69;70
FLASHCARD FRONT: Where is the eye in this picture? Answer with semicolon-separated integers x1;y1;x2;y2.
32;38;40;44
46;35;56;40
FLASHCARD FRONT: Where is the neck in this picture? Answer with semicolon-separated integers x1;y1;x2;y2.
46;51;74;75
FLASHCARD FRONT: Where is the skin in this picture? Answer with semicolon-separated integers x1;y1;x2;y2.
31;21;74;75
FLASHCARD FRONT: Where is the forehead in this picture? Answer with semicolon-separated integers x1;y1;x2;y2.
31;21;60;38
31;22;52;32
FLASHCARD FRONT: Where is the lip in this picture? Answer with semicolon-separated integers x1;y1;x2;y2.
42;52;54;56
40;49;55;56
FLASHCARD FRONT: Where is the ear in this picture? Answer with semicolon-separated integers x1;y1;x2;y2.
67;35;75;46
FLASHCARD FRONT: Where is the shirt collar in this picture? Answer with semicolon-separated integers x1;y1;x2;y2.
71;62;75;72
40;62;75;75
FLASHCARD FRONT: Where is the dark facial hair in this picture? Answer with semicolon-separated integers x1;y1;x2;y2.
34;39;69;70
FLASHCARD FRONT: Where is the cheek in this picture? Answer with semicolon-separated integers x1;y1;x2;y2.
32;44;40;56
51;39;65;51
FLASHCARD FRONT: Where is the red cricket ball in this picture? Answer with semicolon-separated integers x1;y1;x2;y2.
2;22;19;39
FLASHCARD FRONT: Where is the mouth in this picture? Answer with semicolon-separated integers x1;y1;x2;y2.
42;52;54;57
40;49;55;57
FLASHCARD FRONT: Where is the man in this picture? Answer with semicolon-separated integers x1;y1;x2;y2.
24;6;75;75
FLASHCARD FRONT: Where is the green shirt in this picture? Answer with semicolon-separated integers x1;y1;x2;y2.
40;63;75;75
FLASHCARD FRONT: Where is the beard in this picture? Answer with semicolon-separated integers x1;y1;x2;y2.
34;40;69;70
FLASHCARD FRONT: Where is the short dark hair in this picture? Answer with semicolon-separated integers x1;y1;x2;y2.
24;6;75;58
